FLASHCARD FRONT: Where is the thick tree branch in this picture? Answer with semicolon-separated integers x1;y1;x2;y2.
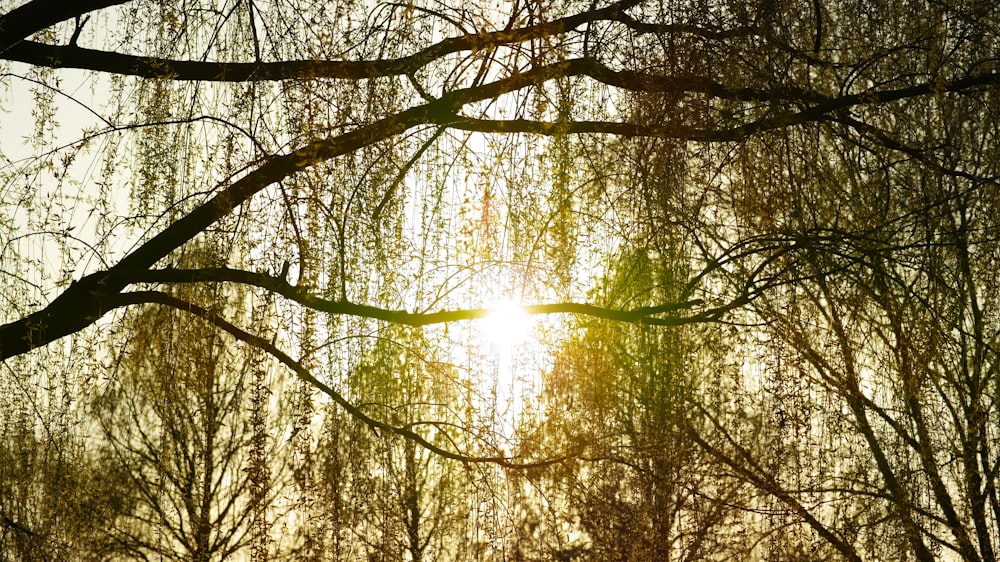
2;0;638;80
125;267;710;326
0;0;754;81
447;69;1000;141
0;0;128;52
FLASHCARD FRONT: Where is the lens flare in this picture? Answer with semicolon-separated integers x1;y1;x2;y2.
482;299;532;349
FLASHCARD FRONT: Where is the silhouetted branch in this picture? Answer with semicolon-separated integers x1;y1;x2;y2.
124;267;723;326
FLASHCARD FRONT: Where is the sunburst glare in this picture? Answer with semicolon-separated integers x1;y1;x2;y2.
481;299;533;350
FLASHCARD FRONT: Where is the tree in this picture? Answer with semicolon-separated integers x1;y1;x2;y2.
91;245;292;561
309;327;473;562
12;0;994;368
508;133;749;561
514;295;744;561
686;130;1000;560
2;0;1000;560
0;390;119;561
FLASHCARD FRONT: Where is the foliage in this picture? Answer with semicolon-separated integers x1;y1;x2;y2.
1;0;999;560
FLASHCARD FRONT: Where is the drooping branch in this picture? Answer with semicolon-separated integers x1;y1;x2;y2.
835;114;1000;183
110;290;579;469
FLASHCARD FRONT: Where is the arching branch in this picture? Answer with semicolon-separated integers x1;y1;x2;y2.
2;0;634;80
110;290;579;469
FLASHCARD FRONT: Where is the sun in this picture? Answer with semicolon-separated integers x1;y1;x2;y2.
479;299;534;441
481;299;533;350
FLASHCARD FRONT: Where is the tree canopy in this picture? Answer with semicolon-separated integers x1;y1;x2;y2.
2;0;1000;559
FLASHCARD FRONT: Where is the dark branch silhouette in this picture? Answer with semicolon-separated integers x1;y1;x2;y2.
124;267;711;326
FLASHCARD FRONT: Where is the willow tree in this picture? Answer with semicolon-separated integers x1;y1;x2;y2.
1;0;1000;560
89;244;295;562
